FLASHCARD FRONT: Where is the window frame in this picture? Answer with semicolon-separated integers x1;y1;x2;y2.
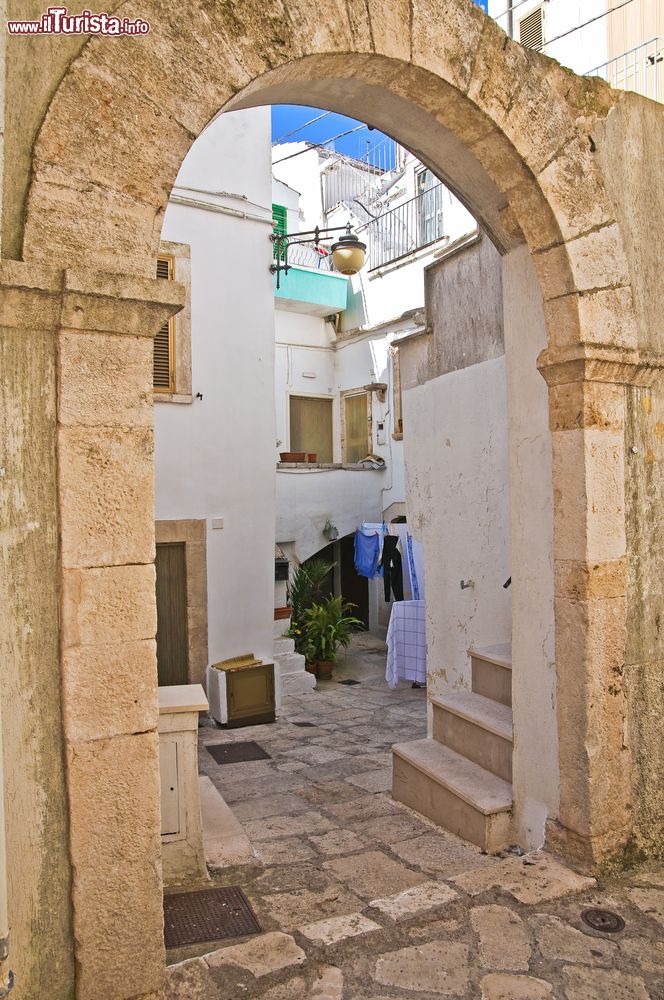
154;241;192;403
341;388;372;464
288;392;335;463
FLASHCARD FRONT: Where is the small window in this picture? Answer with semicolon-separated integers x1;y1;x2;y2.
343;392;370;463
272;203;288;261
155;255;175;392
289;396;333;463
519;7;543;50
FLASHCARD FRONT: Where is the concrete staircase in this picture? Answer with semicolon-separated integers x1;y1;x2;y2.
392;643;513;853
273;616;316;698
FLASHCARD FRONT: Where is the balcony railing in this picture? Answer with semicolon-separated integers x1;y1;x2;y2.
586;38;662;103
358;183;447;270
285;241;334;270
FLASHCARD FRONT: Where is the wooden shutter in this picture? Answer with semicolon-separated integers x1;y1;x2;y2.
154;255;175;392
519;7;543;50
344;392;370;463
272;203;288;261
289;395;334;463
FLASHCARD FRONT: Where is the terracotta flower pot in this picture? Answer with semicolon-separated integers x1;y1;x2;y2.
274;606;291;621
315;660;334;679
280;451;306;463
307;453;317;463
305;662;318;676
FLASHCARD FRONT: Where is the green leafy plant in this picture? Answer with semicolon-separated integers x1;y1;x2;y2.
301;596;363;664
287;559;335;654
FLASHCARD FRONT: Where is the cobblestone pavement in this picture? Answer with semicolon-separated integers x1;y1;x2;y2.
166;634;664;999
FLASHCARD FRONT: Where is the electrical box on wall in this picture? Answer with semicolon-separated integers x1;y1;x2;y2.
376;421;387;446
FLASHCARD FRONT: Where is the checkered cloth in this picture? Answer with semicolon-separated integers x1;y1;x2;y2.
385;600;426;688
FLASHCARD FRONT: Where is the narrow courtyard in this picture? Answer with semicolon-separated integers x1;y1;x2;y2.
165;636;664;1000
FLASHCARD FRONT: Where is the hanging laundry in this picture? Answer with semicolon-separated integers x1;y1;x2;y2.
385;600;426;688
354;522;387;579
354;530;381;579
406;534;426;601
381;534;404;602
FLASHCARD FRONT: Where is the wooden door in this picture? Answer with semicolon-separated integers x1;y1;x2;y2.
340;533;369;628
155;542;189;686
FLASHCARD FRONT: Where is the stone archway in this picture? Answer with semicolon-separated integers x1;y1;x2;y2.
2;1;663;997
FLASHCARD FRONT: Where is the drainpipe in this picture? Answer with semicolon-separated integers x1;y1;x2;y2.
507;0;514;38
0;698;14;996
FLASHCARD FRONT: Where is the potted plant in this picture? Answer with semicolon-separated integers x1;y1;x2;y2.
287;558;335;658
301;595;363;678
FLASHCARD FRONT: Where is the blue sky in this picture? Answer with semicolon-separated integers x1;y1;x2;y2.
271;105;393;164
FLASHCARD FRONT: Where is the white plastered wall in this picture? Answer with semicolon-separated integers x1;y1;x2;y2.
502;245;559;848
154;108;276;668
402;244;558;850
404;355;512;701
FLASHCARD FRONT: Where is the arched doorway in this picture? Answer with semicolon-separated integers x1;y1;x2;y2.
3;2;662;996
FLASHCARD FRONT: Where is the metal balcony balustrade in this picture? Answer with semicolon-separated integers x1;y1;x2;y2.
358;182;447;270
586;37;662;103
284;240;335;270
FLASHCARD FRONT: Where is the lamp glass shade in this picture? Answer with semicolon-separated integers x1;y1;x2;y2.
330;235;367;275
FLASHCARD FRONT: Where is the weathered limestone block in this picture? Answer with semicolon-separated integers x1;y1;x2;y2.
554;559;626;602
0;273;76;999
563;224;631;293
624;661;664;856
551;428;626;563
61;268;185;336
537;135;617;242
481;973;553;1000
470;905;530;971
62;564;157;647
66;731;165;999
548;380;625;433
25;161;163;276
366;0;412;60
35;56;195;209
554;594;630;842
412;0;484;94
506;179;564;254
59;331;154;428
62;639;159;743
58;425;155;568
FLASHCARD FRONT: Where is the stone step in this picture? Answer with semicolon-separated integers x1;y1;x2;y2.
392;738;512;854
274;637;296;656
273;617;291;639
470;642;512;708
431;691;513;782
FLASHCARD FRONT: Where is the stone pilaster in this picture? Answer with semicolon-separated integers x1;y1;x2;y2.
56;268;184;999
538;345;664;867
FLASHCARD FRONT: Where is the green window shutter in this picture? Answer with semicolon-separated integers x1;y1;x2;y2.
272;203;288;261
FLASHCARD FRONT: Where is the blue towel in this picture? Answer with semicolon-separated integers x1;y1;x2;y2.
354;530;381;579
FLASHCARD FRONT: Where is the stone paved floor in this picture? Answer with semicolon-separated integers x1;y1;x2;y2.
166;634;664;999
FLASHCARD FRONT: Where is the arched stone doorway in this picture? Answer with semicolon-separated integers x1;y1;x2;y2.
2;1;663;997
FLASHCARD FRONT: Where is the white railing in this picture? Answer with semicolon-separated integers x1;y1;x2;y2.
586;38;662;103
358;182;447;270
284;241;334;271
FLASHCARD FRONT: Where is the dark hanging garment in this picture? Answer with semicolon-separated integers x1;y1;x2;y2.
381;534;404;602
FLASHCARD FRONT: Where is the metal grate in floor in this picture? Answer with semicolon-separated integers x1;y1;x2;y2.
291;720;316;727
163;886;262;948
206;741;271;765
338;679;361;686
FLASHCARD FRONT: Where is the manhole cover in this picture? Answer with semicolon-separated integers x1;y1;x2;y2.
207;741;271;765
581;908;625;933
338;679;361;686
163;886;262;948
